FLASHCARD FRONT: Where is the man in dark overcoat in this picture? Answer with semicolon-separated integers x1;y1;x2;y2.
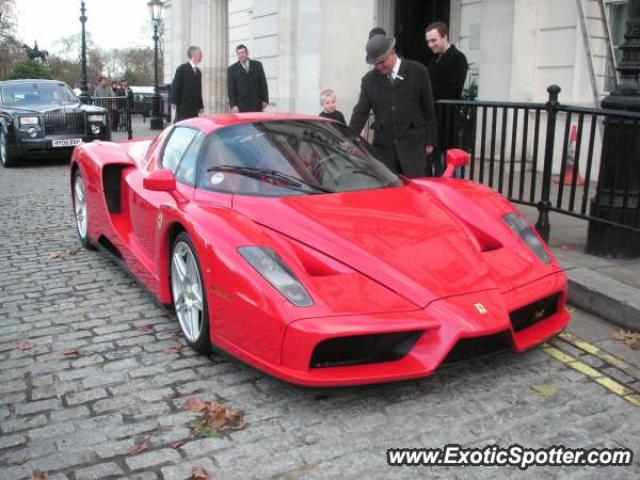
227;44;269;113
170;46;204;122
349;35;437;178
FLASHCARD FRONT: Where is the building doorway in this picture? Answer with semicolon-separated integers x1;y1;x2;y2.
394;0;450;66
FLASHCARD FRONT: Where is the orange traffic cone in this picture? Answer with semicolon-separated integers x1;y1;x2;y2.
556;125;585;185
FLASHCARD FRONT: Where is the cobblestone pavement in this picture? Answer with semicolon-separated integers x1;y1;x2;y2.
1;156;639;480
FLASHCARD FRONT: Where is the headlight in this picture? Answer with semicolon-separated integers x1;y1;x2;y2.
19;116;39;126
238;246;314;307
91;124;101;134
503;213;551;264
87;114;106;123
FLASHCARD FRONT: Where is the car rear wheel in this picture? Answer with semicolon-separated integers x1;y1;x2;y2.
0;129;19;168
171;232;211;354
73;170;95;250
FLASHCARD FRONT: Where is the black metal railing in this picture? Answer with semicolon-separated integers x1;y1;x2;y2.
435;85;640;241
87;95;133;139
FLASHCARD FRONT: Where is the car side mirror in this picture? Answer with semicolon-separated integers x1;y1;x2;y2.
143;169;176;192
442;149;471;178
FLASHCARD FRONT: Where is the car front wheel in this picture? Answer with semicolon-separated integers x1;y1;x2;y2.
73;170;95;249
171;232;211;354
0;129;19;168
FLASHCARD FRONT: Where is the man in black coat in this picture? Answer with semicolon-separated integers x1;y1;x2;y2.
170;46;204;122
426;22;468;100
426;22;469;176
350;35;437;178
227;44;269;113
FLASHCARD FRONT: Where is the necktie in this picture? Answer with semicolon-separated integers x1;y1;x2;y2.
243;62;249;73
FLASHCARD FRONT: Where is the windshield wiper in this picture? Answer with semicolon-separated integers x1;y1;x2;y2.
206;165;334;193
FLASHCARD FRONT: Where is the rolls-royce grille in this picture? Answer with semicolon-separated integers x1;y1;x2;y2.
42;112;87;136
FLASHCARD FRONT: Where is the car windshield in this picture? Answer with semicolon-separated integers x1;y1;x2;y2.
0;82;78;107
198;120;403;196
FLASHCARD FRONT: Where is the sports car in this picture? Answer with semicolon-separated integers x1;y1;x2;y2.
0;79;110;167
69;113;570;386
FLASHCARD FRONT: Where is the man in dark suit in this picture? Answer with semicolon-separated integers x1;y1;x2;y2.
170;46;204;122
227;44;269;113
350;35;437;178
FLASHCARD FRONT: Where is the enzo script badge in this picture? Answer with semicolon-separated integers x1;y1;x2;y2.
474;303;488;315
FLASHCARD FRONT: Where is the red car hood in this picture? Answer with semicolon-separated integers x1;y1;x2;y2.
232;184;498;308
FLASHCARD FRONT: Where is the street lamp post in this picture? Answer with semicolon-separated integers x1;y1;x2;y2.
78;0;90;104
586;0;640;257
148;0;164;130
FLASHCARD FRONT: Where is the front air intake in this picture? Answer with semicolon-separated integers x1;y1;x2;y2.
310;331;423;368
510;293;560;332
442;332;510;365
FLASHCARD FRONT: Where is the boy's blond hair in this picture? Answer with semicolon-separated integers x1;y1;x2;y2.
319;89;337;105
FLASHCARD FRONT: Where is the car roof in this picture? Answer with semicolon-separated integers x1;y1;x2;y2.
0;79;69;86
175;112;334;134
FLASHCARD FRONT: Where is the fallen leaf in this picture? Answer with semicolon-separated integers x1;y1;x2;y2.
292;463;318;475
130;443;150;455
186;396;206;413
171;441;184;449
18;342;34;351
613;330;630;341
613;330;640;349
186;398;247;436
47;251;63;260
29;472;48;480
136;324;154;333
66;248;79;256
200;402;246;431
531;384;557;397
190;422;219;438
164;342;183;355
191;465;212;480
58;348;79;357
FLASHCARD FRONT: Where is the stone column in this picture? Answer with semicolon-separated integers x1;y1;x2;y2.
190;0;228;114
277;0;297;112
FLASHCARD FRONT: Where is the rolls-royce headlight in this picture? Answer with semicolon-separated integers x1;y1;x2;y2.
27;127;38;138
503;213;551;264
87;114;106;123
91;124;101;134
238;246;314;307
19;116;39;126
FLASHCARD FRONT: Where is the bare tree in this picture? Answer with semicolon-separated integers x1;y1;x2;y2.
0;0;24;75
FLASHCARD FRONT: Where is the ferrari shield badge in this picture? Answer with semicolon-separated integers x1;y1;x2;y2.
474;303;488;315
156;212;163;230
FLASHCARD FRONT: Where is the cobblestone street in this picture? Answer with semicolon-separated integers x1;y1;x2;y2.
1;155;639;480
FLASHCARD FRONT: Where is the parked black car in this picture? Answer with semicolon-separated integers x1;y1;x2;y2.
0;79;111;167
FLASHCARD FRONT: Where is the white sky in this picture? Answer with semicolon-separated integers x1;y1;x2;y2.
17;0;155;54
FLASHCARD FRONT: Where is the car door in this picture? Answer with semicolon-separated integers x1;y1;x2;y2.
127;126;203;266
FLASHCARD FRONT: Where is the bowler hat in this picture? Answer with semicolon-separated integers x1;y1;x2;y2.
365;35;396;64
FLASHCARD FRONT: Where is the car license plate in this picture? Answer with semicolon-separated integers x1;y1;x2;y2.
52;139;83;148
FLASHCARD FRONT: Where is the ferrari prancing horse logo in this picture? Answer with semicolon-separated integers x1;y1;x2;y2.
156;212;163;230
474;303;488;315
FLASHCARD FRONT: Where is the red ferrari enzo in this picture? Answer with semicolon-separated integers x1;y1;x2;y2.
70;113;570;386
